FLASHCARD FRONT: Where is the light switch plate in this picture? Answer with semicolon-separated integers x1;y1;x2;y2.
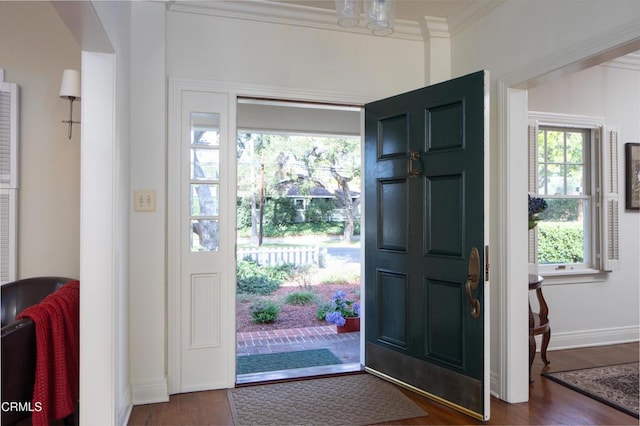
134;190;156;212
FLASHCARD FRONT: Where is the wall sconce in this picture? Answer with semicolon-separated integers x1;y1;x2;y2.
59;69;81;139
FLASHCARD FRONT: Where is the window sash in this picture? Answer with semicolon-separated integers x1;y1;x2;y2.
528;112;619;278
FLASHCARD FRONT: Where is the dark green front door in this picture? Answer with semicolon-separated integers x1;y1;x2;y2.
364;71;489;420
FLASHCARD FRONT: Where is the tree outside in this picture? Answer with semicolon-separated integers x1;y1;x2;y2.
237;132;361;243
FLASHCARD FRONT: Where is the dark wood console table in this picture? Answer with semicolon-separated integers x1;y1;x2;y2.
529;274;550;383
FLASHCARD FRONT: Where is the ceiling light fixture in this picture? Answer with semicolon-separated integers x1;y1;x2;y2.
335;0;396;36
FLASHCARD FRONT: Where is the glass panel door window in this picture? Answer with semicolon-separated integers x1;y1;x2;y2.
190;112;220;252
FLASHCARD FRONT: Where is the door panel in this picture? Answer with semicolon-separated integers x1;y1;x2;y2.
377;270;408;348
379;180;408;250
365;71;488;420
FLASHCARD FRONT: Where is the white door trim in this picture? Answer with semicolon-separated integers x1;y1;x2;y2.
167;77;373;394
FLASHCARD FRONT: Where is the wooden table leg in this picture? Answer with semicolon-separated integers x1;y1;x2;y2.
541;328;551;365
529;332;536;384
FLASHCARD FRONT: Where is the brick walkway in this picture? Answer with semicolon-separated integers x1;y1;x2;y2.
237;325;360;364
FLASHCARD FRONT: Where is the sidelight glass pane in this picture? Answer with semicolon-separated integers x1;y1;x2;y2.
191;149;219;180
191;184;219;216
191;112;220;146
190;219;219;252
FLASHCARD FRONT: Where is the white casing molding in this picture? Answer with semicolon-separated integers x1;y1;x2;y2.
494;19;640;403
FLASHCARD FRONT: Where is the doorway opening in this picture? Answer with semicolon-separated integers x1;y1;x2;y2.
235;99;364;384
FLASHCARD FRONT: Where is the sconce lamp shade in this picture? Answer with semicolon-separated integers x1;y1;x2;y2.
335;0;360;27
59;69;81;99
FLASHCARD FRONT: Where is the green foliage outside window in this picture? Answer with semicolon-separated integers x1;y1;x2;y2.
538;198;581;222
237;198;253;228
236;258;295;295
537;222;584;264
249;299;281;323
236;197;297;229
305;199;335;223
264;197;297;226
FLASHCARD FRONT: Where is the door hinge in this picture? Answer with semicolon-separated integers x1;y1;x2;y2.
484;245;490;282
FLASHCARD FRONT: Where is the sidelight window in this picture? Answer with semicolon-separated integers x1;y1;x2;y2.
190;112;221;252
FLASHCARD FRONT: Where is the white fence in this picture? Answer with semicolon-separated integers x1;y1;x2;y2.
237;246;320;267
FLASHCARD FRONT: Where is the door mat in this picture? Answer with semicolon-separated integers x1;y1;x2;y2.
543;362;639;418
227;373;428;425
237;349;343;375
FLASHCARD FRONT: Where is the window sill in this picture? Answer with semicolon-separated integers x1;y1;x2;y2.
539;268;609;285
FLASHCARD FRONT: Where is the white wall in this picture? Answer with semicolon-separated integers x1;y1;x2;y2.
528;62;640;344
0;1;81;279
127;6;425;402
128;0;169;404
167;11;424;98
451;0;640;402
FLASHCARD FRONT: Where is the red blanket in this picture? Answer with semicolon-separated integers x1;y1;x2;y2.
17;280;79;425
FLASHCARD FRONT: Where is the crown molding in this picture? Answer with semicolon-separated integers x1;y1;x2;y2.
421;16;449;40
167;0;504;42
600;52;640;71
446;0;504;37
168;0;423;41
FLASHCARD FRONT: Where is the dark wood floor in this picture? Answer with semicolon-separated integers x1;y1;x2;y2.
128;342;639;425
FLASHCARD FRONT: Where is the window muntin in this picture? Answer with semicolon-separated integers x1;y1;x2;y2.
190;112;220;252
536;126;594;270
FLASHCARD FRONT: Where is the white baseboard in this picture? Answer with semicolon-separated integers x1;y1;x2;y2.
131;377;170;405
489;370;501;399
535;325;640;351
118;386;132;426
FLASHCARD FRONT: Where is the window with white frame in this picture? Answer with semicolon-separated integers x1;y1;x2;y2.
529;112;619;277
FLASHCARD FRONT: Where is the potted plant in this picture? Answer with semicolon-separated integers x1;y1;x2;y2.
528;194;548;230
324;290;360;333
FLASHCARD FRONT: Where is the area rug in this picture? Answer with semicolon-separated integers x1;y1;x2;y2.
227;373;428;425
543;362;639;418
237;349;343;375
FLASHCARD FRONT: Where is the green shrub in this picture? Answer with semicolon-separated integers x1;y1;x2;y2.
265;262;296;282
284;291;318;305
236;197;253;229
538;222;584;264
236;259;298;295
264;198;297;226
316;301;333;321
305;199;335;223
236;258;281;295
250;299;281;323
